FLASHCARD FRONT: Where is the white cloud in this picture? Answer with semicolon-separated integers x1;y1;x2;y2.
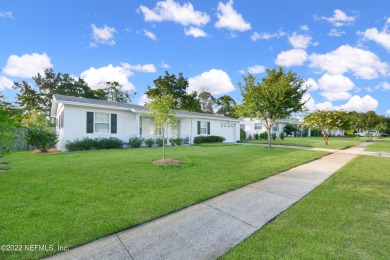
0;11;13;18
275;49;307;67
80;65;135;90
361;18;390;52
160;60;170;69
316;9;356;27
328;29;345;37
318;74;355;92
184;26;208;37
339;95;378;112
316;101;334;110
288;32;312;49
143;30;157;40
240;65;265;75
320;91;352;101
2;53;53;78
90;24;116;47
137;94;150;106
303;78;319;91
379;81;390;90
121;63;156;74
138;0;209;27
302;93;316;112
309;45;389;79
0;75;14;90
251;30;285;41
215;0;251;32
188;69;235;95
386;109;390;115
300;25;310;31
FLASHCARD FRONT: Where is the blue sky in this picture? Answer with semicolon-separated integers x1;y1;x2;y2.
1;0;389;115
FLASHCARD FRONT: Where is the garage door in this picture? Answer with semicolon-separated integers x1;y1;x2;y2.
220;123;236;142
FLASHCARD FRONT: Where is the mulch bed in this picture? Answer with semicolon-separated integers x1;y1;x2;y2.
31;148;62;154
153;158;181;165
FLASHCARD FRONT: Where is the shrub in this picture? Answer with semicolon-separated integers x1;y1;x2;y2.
193;135;225;144
25;127;58;152
271;132;277;140
279;132;285;140
240;129;246;141
254;133;259;140
155;137;167;147
128;136;144;148
262;131;268;140
169;137;183;146
248;134;253;140
65;137;123;151
145;138;155;147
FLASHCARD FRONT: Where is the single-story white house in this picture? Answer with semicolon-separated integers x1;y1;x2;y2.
51;95;240;151
240;118;301;137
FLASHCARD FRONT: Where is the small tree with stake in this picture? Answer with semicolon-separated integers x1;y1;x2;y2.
239;67;308;148
146;94;176;164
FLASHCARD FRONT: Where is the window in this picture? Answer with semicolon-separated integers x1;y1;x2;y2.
140;117;161;136
272;124;278;132
197;121;210;135
57;111;64;129
200;121;207;134
254;123;262;130
95;113;110;133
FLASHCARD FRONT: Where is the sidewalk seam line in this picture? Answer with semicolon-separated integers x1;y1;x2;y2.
203;202;257;228
116;234;134;260
248;186;301;200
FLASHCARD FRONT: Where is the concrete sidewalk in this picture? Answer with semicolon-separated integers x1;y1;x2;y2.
49;147;359;260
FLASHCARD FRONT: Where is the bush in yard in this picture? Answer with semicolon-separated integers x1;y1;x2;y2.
279;132;285;140
254;133;259;140
155;137;167;147
248;134;253;140
240;129;246;141
271;132;277;140
169;137;183;146
145;138;155;147
65;137;123;151
262;131;268;140
128;136;144;148
25;127;58;153
193;136;225;144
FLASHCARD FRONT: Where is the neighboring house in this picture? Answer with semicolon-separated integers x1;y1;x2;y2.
240;118;301;137
51;95;240;151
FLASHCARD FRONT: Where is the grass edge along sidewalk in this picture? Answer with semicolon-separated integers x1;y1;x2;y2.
222;155;390;259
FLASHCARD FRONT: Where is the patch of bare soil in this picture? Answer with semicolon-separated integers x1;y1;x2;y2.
31;148;62;154
153;158;181;165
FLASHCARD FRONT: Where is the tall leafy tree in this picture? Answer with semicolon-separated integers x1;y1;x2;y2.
239;67;307;147
304;110;349;145
146;94;176;163
102;81;133;103
0;105;17;158
12;81;44;112
216;95;238;118
145;71;201;112
198;91;216;113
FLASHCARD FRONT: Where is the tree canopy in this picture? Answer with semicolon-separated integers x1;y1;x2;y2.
145;71;201;112
216;95;239;118
239;67;307;147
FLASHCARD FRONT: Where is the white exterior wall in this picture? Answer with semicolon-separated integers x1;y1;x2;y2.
56;104;65;151
60;104;137;150
240;118;299;137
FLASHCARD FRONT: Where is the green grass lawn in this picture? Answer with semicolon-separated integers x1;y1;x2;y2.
223;155;390;259
365;138;390;153
0;145;327;260
246;136;369;149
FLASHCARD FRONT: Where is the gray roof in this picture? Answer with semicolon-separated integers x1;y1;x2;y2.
53;94;239;122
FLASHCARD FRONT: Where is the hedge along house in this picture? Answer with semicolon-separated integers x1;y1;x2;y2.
51;95;240;151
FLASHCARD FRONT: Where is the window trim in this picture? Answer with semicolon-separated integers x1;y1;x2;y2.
94;112;110;134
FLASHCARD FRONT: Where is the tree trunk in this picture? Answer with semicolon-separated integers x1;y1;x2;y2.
323;130;329;145
162;130;165;164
